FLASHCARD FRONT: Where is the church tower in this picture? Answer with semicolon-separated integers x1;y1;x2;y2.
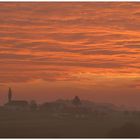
8;87;12;103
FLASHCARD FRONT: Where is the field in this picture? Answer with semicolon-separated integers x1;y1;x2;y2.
0;110;140;138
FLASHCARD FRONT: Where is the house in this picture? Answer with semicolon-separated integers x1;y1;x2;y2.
4;100;29;111
40;102;65;113
39;97;93;118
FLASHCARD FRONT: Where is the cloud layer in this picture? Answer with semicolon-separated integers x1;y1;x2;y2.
0;3;140;108
0;2;140;84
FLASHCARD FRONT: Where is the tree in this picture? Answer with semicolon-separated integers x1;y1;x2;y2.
72;96;81;106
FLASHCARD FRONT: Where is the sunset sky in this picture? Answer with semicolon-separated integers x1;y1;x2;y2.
0;2;140;109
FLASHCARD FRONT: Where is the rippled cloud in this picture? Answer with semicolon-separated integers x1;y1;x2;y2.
0;2;140;85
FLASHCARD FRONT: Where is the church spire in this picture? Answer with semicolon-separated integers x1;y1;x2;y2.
8;87;12;103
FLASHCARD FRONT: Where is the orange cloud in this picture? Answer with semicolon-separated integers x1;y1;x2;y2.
0;2;140;108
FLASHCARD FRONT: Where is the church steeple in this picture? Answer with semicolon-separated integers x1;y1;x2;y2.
8;87;12;103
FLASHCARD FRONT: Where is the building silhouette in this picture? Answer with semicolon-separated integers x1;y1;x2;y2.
8;87;12;103
2;88;117;116
4;88;29;111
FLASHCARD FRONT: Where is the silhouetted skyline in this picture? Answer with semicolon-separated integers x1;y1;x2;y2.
0;2;140;109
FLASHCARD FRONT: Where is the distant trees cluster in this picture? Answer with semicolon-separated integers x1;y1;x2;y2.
72;96;81;106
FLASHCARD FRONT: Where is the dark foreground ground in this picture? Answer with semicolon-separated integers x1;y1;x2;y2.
0;110;140;138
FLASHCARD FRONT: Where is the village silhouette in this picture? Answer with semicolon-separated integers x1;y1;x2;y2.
1;87;140;138
3;87;117;115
